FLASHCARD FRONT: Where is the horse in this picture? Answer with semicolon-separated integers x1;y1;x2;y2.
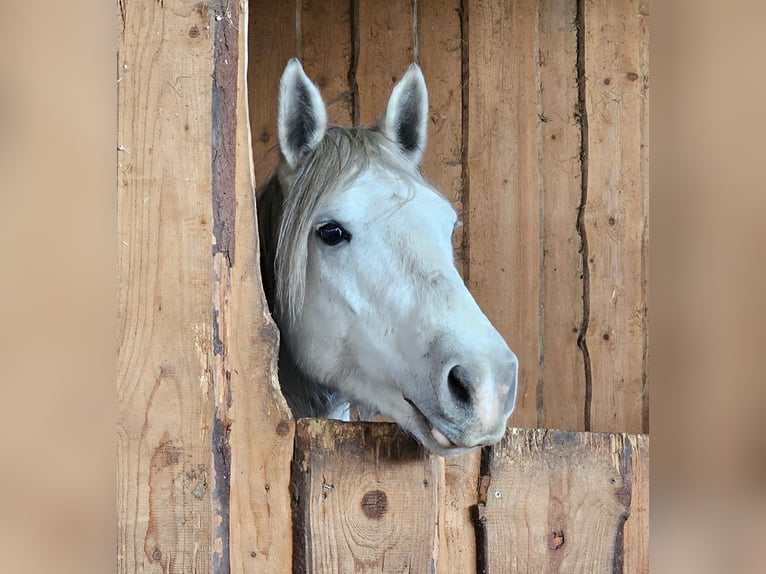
257;59;518;456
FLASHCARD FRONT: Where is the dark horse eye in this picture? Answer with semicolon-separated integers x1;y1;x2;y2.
317;222;350;246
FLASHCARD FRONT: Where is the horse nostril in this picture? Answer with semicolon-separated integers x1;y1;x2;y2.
448;365;472;405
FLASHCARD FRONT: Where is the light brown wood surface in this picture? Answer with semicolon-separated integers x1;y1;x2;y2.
248;0;297;184
539;0;587;431
466;0;541;429
227;4;294;572
117;2;215;572
477;428;644;573
623;433;649;573
292;420;440;573
583;0;648;433
418;0;466;275
118;2;293;573
357;0;415;125
302;0;355;127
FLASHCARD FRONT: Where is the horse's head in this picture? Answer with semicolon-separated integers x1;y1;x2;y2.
269;59;518;456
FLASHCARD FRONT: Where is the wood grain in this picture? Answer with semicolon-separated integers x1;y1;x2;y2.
301;0;354;127
292;420;440;573
582;0;648;433
227;3;295;572
117;1;215;571
539;0;586;430
248;0;297;185
356;0;415;125
418;0;466;275
623;434;649;573
477;428;639;573
437;450;481;574
465;0;540;428
417;7;480;566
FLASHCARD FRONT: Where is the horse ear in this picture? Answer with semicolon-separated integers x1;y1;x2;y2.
278;58;328;170
380;63;429;165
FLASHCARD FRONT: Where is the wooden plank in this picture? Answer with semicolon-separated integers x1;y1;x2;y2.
539;0;586;430
356;0;415;125
438;450;481;574
466;0;540;428
623;434;649;573
292;420;440;573
418;0;466;276
476;428;640;572
582;0;647;433
117;1;215;572
248;0;297;184
638;0;649;434
301;0;354;127
228;3;295;572
418;6;479;565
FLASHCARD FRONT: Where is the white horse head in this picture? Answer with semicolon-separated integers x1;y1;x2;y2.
258;59;518;456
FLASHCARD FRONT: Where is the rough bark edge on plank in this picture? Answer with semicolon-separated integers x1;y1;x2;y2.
291;422;313;574
210;1;240;572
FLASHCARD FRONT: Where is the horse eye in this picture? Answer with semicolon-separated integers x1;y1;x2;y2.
317;222;350;246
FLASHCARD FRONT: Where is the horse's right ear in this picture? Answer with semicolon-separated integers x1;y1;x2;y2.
278;59;327;170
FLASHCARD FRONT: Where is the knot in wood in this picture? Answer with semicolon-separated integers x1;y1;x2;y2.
360;489;388;520
547;530;565;550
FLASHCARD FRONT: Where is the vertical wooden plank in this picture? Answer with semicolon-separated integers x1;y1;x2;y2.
248;0;297;184
466;0;540;428
117;1;214;572
418;0;466;276
292;420;440;573
539;0;586;430
229;3;295;572
437;451;481;574
638;0;649;434
418;5;478;566
623;434;649;573
477;429;635;572
582;0;647;433
301;0;354;127
357;0;415;125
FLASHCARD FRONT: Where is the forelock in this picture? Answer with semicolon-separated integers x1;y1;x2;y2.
274;126;420;327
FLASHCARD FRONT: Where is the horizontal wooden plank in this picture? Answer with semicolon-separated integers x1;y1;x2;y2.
292;420;439;573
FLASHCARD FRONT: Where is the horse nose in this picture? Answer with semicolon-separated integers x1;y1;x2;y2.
445;352;518;431
447;365;473;405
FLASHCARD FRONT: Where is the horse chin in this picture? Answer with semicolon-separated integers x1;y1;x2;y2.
400;397;476;457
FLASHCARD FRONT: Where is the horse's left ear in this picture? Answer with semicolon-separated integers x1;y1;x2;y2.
380;63;429;165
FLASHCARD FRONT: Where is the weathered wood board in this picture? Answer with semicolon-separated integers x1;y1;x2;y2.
118;2;293;573
475;428;647;573
226;4;295;573
582;0;649;433
538;0;587;431
290;424;648;573
466;0;541;429
117;1;215;571
292;420;440;573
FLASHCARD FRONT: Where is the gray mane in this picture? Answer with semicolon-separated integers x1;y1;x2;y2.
257;125;422;416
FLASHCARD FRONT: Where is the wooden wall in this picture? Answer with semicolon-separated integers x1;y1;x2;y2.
118;0;648;572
